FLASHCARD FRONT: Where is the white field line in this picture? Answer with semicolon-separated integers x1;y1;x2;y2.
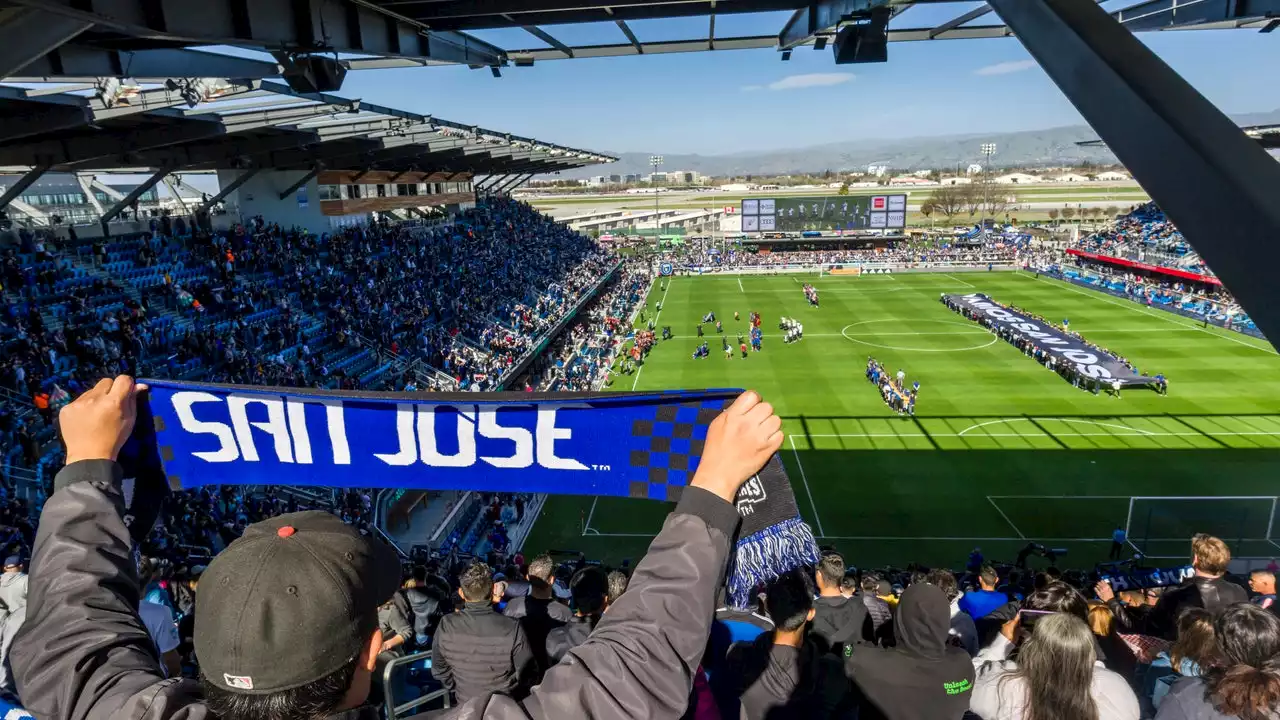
987;496;1027;539
789;435;826;538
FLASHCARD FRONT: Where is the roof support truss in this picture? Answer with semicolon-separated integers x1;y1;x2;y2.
101;166;170;227
0;7;92;78
196;168;260;213
0;163;52;211
277;167;322;200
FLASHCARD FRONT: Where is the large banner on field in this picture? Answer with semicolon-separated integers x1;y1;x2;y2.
946;293;1156;386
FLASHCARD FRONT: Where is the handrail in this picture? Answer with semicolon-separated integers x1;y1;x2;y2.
382;650;449;719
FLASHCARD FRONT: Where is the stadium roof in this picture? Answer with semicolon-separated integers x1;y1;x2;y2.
0;79;615;174
1080;123;1280;150
4;0;1277;82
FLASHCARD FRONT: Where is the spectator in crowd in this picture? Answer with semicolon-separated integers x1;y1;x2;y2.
1099;534;1248;640
13;379;786;720
971;612;1140;720
0;555;25;699
1157;603;1280;719
810;549;871;653
137;599;182;678
377;597;413;661
545;567;607;665
859;573;894;646
717;568;849;719
1143;606;1220;714
1086;600;1136;678
959;565;1007;620
433;561;533;703
503;553;574;674
928;568;978;657
1248;570;1276;609
845;583;976;720
605;570;629;607
403;566;452;647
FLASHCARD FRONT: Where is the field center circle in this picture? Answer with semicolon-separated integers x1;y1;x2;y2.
840;319;998;352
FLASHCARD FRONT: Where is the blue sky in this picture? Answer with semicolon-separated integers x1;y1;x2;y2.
335;5;1278;156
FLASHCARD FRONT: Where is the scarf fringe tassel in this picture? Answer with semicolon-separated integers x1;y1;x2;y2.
727;516;820;609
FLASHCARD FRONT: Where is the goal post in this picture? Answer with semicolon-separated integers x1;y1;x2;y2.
1124;495;1280;559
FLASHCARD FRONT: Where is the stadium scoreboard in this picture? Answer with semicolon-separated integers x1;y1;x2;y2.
740;194;907;233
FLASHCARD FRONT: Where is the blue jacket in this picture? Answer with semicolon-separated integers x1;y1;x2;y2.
957;589;1007;619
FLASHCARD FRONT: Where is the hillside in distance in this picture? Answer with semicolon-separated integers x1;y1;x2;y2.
560;110;1280;179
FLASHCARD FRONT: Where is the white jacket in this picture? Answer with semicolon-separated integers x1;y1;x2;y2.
970;635;1140;720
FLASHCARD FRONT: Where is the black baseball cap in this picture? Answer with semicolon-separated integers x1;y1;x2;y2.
195;511;402;694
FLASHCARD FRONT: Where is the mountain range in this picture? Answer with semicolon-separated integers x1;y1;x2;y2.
556;109;1280;179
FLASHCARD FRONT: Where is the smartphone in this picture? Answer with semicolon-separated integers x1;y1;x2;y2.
1020;609;1055;631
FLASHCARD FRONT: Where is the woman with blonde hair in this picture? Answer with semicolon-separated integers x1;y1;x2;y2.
971;612;1140;719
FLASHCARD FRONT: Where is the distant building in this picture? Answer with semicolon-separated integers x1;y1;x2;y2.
868;164;889;177
1055;173;1090;183
940;177;973;186
0;173;160;225
718;183;754;192
585;175;608;187
608;174;623;183
967;164;985;175
995;173;1042;184
1095;171;1130;181
889;176;933;186
912;170;932;178
624;174;641;183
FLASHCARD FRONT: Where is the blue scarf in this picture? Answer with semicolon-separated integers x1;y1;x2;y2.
121;380;819;608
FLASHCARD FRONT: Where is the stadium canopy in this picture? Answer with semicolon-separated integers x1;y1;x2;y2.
3;0;1277;79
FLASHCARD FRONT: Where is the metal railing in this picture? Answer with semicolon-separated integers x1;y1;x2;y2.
382;650;449;719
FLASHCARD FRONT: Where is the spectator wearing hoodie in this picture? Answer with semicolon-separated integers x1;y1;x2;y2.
1142;607;1220;715
810;550;871;654
844;583;976;720
971;611;1140;720
717;569;849;719
1157;603;1280;720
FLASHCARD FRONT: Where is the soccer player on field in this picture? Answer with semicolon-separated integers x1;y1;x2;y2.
740;342;748;359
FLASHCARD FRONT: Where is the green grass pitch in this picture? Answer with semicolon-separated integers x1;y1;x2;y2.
522;270;1280;571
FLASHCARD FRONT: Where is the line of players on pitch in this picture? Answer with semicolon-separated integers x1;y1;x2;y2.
867;357;919;415
692;310;768;360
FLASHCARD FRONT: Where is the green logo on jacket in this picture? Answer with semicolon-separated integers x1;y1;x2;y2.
943;679;972;695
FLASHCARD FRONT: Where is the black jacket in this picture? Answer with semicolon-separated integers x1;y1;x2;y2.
1110;575;1249;640
860;593;894;646
717;632;850;720
544;615;597;665
810;595;871;653
844;584;975;720
433;601;534;703
502;595;572;673
14;461;740;720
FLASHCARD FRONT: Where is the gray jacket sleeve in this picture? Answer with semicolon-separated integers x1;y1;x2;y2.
12;460;206;720
446;486;740;720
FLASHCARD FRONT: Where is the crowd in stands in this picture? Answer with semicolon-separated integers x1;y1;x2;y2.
669;246;1025;270
1076;202;1211;276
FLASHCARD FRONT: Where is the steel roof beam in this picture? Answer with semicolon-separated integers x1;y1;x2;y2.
0;7;92;78
277;167;322;201
8;0;506;72
929;3;993;38
520;24;575;57
779;0;882;50
615;19;645;53
6;46;283;82
197;168;261;212
100;166;171;228
0;163;53;211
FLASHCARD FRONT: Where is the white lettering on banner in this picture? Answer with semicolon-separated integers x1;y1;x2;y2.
172;394;590;471
227;395;293;463
958;294;1115;380
172;392;240;462
285;398;351;465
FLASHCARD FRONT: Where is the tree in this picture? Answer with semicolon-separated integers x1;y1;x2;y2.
1048;208;1060;224
926;185;966;221
1105;205;1119;220
838;182;850;196
1061;206;1077;223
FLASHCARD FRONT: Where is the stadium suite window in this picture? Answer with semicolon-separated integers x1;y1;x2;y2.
346;185;361;200
318;185;341;201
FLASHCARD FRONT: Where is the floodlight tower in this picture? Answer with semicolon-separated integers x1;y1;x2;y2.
650;155;663;248
981;143;997;174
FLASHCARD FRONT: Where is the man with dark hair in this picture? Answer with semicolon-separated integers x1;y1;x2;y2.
717;569;849;719
925;569;977;657
433;562;532;703
810;550;871;654
957;565;1005;620
503;553;573;674
546;567;608;664
859;574;893;644
15;379;783;720
606;570;629;606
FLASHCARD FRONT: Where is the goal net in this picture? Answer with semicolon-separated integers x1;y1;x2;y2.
1125;496;1280;559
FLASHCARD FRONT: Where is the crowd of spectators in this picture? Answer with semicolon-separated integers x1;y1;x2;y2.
668;245;1024;270
1075;202;1210;276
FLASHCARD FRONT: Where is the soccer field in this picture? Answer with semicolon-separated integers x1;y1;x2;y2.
523;270;1280;570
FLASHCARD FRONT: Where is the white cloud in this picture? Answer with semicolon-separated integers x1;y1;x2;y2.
741;84;763;92
974;60;1038;76
766;73;855;91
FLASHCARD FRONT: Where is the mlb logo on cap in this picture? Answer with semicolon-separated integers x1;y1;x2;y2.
223;674;254;690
